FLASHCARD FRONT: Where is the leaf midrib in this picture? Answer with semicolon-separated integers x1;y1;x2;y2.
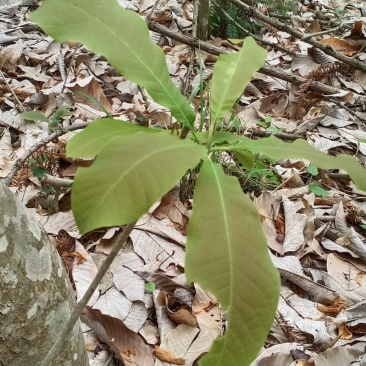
88;138;199;223
209;161;233;365
51;1;193;127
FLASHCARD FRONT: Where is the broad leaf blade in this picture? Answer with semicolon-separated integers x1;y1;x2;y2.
29;0;195;128
233;136;366;190
66;118;162;158
72;133;207;234
210;37;267;123
186;159;280;366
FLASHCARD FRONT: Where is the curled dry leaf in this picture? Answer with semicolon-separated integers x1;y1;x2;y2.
81;306;154;366
152;193;189;233
317;295;346;316
165;298;198;327
0;39;24;73
338;323;353;340
153;346;185;365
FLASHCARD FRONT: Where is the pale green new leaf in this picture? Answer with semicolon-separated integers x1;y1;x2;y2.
210;37;267;123
186;159;280;366
72;132;207;234
20;111;50;123
232;136;366;190
66;118;162;158
309;183;330;197
29;0;195;128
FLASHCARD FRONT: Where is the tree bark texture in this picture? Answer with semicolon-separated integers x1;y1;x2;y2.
0;183;88;366
197;0;209;40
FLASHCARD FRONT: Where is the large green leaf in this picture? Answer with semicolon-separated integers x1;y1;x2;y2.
210;37;267;123
29;0;195;128
186;159;280;366
72;132;207;234
232;136;366;190
66;118;162;158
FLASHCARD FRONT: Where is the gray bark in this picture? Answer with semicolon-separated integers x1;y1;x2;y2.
197;0;209;40
0;183;88;366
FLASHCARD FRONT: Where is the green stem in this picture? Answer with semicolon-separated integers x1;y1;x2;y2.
206;119;218;148
209;146;236;153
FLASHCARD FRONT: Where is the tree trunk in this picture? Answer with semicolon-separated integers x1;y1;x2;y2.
0;183;88;366
197;0;210;40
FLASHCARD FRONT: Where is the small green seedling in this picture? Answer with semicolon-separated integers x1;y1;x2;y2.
306;165;319;176
30;1;366;365
309;183;330;197
144;282;156;292
21;105;73;131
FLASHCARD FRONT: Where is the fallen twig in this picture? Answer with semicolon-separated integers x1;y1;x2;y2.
229;0;366;72
146;20;361;96
2;122;89;185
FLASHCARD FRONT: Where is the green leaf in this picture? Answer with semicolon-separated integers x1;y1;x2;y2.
144;282;155;292
360;224;366;229
308;184;329;197
210;37;267;123
234;150;255;169
306;165;319;176
193;131;239;145
29;0;195;128
186;159;280;366
31;167;50;178
72;132;207;234
51;105;73;123
264;116;272;123
268;125;281;133
42;185;55;194
232;136;366;191
20;111;50;123
66;118;162;158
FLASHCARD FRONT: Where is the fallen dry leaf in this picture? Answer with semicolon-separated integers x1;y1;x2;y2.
338;323;353;340
320;37;360;56
317;296;346;316
153;346;185;365
81;306;154;366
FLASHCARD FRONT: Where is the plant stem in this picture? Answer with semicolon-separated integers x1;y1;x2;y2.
206;119;217;148
39;221;137;366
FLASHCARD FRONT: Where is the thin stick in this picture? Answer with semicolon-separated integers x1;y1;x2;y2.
2;122;89;185
39;220;137;366
146;20;362;97
0;69;26;112
301;23;343;41
41;174;73;188
229;0;366;72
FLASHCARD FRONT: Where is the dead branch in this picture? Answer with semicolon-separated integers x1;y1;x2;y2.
146;20;359;96
229;0;366;72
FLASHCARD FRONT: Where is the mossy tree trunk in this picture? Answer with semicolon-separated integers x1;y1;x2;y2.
0;183;88;366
